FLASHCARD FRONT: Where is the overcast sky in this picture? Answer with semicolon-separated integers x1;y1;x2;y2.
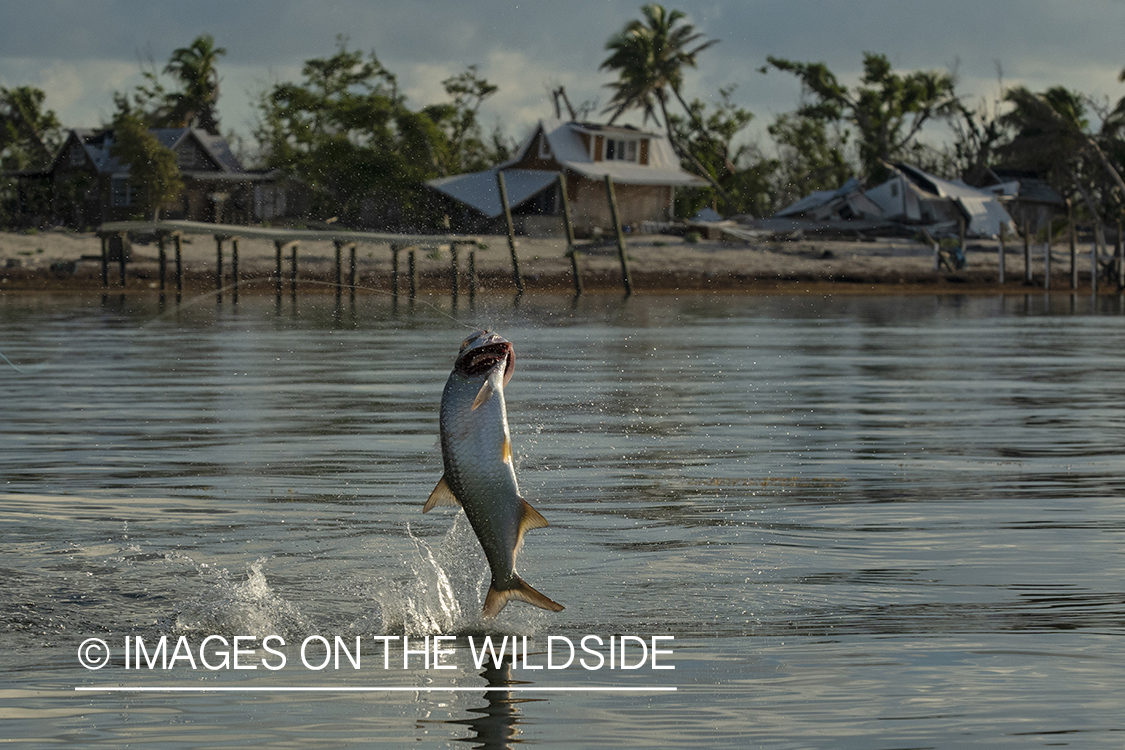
3;0;1125;154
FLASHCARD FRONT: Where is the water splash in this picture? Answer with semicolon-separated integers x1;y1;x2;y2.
172;557;311;640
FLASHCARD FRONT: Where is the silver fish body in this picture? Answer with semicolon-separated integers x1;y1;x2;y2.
424;330;563;618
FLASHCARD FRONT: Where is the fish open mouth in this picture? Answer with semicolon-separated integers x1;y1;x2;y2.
458;341;514;379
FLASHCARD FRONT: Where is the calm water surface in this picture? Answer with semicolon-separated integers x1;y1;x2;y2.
1;290;1123;748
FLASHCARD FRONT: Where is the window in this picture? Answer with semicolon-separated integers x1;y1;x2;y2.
68;142;85;167
177;143;200;169
605;138;638;162
111;177;132;207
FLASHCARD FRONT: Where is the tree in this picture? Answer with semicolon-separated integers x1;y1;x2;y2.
1001;86;1125;201
767;52;958;183
421;66;501;175
110;112;184;220
600;4;733;204
0;86;63;170
163;34;227;134
254;38;502;227
768;112;852;209
113;34;226;134
668;86;775;217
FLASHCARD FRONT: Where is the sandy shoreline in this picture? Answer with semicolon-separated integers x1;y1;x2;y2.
0;228;1110;295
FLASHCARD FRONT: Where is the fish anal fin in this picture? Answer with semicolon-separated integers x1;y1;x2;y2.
483;576;565;618
519;498;549;532
471;380;494;411
423;475;461;513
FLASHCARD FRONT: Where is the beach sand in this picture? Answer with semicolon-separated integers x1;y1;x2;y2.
0;228;1102;295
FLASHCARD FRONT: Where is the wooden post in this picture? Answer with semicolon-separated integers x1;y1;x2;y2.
408;249;417;300
117;232;127;287
274;240;284;297
1023;221;1032;284
157;233;167;291
1092;233;1099;295
998;226;1006;285
958;216;966;268
391;244;401;300
290;242;298;295
496;171;524;293
215;236;224;300
922;228;939;271
1118;213;1124;290
349;244;357;302
334;240;343;295
468;249;477;302
1068;198;1078;290
99;235;108;286
231;237;240;302
604;174;633;295
450;242;460;304
174;233;183;293
558;173;582;295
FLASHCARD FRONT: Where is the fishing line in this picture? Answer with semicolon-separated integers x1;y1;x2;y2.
0;273;500;375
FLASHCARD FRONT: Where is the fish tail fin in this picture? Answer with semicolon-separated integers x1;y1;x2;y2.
483;576;565;618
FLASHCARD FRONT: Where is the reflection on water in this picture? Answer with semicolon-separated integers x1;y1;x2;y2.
1;291;1124;748
444;659;539;749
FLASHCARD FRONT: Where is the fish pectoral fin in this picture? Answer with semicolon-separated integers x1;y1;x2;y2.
519;498;549;532
483;576;565;618
471;380;495;411
422;475;461;513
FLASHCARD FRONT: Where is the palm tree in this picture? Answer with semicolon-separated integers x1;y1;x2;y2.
1001;86;1125;200
599;4;731;203
164;34;227;134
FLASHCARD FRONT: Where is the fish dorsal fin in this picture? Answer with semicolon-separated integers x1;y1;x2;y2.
423;475;461;513
471;380;495;411
519;498;549;532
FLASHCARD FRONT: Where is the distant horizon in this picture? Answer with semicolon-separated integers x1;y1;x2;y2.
4;0;1125;158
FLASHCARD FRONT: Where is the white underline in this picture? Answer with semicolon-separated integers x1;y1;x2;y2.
75;686;677;693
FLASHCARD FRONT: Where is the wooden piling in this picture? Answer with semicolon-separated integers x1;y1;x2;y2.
290;242;298;295
1092;233;1099;295
450;243;460;304
1118;214;1124;290
117;232;127;287
391;244;402;300
604;174;633;295
468;250;477;302
274;240;284;297
215;236;224;300
349;244;357;302
922;229;939;271
558;173;582;295
408;250;417;300
174;233;183;293
998;226;1006;285
1068;199;1078;290
231;237;240;302
496;171;524;293
1023;221;1032;284
158;234;167;291
99;235;109;286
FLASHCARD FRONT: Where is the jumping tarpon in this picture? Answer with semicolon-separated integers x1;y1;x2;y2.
424;330;564;618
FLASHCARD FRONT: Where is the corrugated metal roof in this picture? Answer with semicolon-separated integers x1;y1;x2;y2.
428;168;560;218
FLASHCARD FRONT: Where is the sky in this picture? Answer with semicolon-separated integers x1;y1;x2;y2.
3;0;1125;157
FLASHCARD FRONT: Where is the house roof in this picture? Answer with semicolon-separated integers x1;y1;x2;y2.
894;163;1014;237
427;119;706;216
53;127;246;178
502;118;706;187
428;168;561;218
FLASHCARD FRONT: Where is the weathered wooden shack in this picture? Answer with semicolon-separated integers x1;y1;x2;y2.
427;119;706;235
46;127;269;227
